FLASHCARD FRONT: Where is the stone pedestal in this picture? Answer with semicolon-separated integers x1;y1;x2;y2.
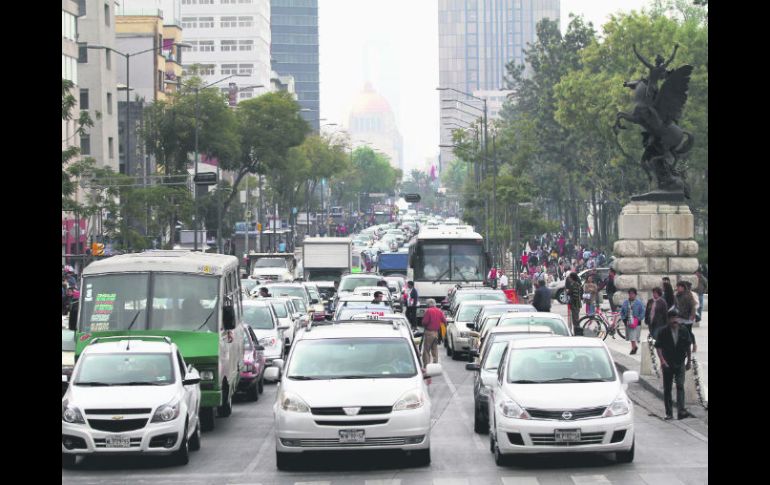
612;202;698;305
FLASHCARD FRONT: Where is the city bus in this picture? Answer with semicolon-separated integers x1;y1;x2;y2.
407;226;490;323
72;250;244;432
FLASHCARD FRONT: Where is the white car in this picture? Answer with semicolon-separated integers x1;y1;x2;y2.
261;297;300;350
446;300;503;360
242;300;289;377
250;257;295;283
489;336;637;466
62;337;201;467
480;311;572;345
353;286;393;301
266;318;442;470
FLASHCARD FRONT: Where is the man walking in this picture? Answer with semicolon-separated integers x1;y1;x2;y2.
655;308;693;420
499;271;509;290
405;281;418;329
421;299;445;366
532;279;552;312
645;287;669;339
565;272;583;335
694;267;708;323
675;281;697;353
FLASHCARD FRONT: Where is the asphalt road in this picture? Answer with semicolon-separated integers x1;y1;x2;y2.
62;343;708;485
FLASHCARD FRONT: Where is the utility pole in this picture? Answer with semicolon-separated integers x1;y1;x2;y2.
258;174;263;252
244;177;250;263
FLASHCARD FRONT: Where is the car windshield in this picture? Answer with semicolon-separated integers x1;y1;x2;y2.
243;305;275;329
287;338;417;379
267;286;306;301
457;303;485;322
269;301;289;318
507;346;615;383
253;258;288;269
306;270;343;282
80;273;220;333
414;242;484;281
241;279;258;292
75;353;175;386
498;317;569;336
480;316;500;334
456;292;507;306
339;277;381;292
62;329;75;352
291;298;307;312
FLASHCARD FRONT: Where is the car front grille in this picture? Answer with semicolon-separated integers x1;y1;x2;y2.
94;437;143;448
525;406;607;421
314;419;389;426
88;418;148;432
311;406;393;416
85;408;152;415
287;436;417;448
529;432;605;446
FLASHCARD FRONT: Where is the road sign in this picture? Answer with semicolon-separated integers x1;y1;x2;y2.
194;172;217;185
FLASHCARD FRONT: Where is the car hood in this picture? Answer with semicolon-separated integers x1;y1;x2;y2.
283;377;421;407
68;384;178;409
505;381;619;409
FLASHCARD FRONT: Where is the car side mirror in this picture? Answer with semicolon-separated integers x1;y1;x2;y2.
465;322;475;330
62;374;69;382
264;367;280;381
255;345;265;351
183;369;201;386
310;298;319;304
623;370;639;385
223;306;236;330
446;317;454;323
465;363;480;371
424;363;442;378
273;359;285;370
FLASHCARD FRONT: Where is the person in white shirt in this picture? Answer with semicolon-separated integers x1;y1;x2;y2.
499;271;509;290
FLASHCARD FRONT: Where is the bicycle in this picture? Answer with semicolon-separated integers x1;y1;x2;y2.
579;305;626;340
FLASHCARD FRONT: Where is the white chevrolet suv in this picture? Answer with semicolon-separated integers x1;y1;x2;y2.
266;318;442;470
62;337;201;468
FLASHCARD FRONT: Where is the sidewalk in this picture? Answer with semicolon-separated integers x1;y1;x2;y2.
552;302;708;425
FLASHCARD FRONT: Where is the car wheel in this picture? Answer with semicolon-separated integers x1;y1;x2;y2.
474;404;487;434
217;382;232;417
450;337;461;360
200;407;215;432
276;450;293;471
410;448;431;466
616;439;635;463
557;289;569;305
258;375;264;394
61;453;76;468
170;423;190;466
494;442;510;467
445;337;452;356
188;420;201;451
246;379;259;402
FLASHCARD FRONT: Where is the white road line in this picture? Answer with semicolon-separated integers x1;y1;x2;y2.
571;475;612;485
501;477;540;485
294;482;331;485
365;480;402;485
441;369;486;451
243;425;275;475
640;473;687;485
432;479;470;485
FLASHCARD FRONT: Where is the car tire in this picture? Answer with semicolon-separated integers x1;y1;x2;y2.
474;404;487;434
61;453;76;468
616;439;635;463
445;338;452;356
410;448;431;467
276;450;293;471
258;375;264;394
217;382;232;417
556;289;569;305
188;421;201;451
450;338;461;360
170;424;190;466
246;379;259;402
200;407;215;432
494;442;510;467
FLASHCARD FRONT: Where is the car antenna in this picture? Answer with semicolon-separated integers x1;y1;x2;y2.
125;309;142;351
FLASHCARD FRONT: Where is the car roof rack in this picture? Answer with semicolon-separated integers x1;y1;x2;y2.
89;335;172;346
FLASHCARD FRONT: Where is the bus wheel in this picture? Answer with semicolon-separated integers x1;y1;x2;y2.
200;407;215;432
217;381;233;417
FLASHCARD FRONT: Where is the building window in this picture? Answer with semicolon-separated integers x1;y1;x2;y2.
77;0;86;16
62;11;77;41
198;17;214;28
105;49;111;70
239;91;253;99
239;0;252;3
221;40;237;51
80;89;89;110
199;41;214;52
181;0;197;4
104;3;110;26
62;54;78;83
108;137;114;159
106;92;113;114
238;40;253;51
220;0;235;3
81;134;91;155
220;16;237;28
238;63;253;75
221;64;238;75
181;17;197;29
238;16;253;27
199;0;214;4
78;43;88;63
183;41;198;52
199;64;215;76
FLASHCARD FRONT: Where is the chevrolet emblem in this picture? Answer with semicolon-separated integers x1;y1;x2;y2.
112;416;124;420
343;407;361;416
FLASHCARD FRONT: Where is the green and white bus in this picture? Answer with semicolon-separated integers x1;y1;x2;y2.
73;250;245;431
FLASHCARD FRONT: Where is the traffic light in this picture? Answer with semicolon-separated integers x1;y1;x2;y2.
91;243;105;256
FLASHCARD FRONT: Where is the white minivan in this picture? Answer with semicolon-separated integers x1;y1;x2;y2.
266;318;441;470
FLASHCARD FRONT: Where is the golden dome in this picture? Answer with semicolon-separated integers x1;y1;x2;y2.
351;82;393;115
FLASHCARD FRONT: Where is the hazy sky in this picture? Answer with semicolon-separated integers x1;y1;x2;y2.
318;0;650;173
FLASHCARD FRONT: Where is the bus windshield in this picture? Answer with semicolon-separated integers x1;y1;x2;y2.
413;242;484;281
79;273;220;333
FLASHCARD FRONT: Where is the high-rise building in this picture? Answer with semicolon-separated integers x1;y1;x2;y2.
270;0;320;131
63;0;84;259
348;83;404;172
180;0;271;101
438;0;559;164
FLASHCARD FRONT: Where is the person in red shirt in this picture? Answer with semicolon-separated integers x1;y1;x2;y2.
421;299;446;367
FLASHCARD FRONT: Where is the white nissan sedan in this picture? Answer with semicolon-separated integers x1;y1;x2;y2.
266;319;441;470
489;336;637;466
62;337;201;468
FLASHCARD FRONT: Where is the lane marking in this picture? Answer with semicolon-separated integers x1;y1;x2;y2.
365;480;402;485
243;422;276;474
640;473;687;485
501;478;540;485
441;369;486;451
571;475;612;485
432;479;470;485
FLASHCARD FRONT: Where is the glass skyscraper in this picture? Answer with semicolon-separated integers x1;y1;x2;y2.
271;0;320;131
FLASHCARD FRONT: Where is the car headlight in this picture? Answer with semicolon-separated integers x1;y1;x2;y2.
62;400;85;424
499;398;530;419
152;399;181;422
603;395;631;417
259;337;278;347
393;388;425;411
479;385;491;397
279;390;310;413
200;370;215;381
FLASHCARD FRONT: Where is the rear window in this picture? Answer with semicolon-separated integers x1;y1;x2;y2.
243;305;275;329
498;317;569;336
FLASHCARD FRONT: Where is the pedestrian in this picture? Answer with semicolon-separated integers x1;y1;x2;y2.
488;266;498;289
258;287;271;298
532;279;551;312
599;268;618;312
694;267;708;322
498;271;509;290
583;274;599;316
645;287;669;339
405;281;418;329
675;281;697;353
662;277;676;308
420;299;445;366
655;308;693;420
620;288;645;354
565;272;583;335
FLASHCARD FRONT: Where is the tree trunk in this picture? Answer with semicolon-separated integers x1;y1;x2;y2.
591;187;599;248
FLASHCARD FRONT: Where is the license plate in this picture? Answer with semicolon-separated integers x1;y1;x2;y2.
554;429;581;442
105;435;131;448
339;429;365;443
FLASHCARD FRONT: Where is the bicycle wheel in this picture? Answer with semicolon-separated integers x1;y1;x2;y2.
580;315;607;340
615;321;626;340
